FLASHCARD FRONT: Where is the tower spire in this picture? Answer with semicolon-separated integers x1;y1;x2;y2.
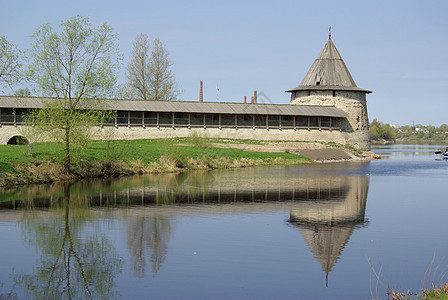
329;26;332;39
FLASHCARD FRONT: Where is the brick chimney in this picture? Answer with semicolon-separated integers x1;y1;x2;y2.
199;81;203;102
244;96;247;103
254;90;257;104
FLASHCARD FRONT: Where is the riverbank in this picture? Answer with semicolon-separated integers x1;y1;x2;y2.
372;137;448;146
0;138;379;188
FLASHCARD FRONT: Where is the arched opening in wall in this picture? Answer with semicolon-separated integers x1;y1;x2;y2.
7;135;29;145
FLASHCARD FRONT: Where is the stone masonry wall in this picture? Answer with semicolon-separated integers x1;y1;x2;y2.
0;124;348;146
290;91;370;150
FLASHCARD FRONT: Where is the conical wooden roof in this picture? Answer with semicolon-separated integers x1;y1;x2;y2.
287;38;371;93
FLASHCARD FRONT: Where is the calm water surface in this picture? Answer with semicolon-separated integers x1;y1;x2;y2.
1;144;447;299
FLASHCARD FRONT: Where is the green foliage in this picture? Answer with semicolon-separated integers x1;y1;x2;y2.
25;15;122;172
369;118;398;141
27;15;121;99
439;124;448;132
370;119;448;144
188;131;210;147
421;284;448;299
0;35;22;91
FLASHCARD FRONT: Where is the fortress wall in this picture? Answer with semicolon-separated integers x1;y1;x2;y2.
96;126;348;144
0;124;348;145
0;125;21;145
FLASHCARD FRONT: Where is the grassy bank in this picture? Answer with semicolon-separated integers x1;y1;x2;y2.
420;284;448;299
0;138;311;187
382;284;448;299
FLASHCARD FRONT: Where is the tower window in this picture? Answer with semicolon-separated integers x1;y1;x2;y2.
332;91;336;97
316;81;320;86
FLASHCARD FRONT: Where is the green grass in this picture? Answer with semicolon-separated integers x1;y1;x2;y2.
0;138;311;187
421;284;448;299
79;138;304;164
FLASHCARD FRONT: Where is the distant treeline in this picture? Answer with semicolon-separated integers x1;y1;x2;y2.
370;119;448;144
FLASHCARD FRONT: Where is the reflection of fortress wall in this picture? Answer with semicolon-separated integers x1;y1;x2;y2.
107;169;355;204
1;167;369;211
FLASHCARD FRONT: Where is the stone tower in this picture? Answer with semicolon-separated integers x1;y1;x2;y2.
287;34;372;150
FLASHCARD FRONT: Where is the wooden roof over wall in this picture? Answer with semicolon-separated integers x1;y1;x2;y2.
0;96;348;118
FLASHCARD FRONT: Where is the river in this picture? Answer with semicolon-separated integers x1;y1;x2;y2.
0;144;447;299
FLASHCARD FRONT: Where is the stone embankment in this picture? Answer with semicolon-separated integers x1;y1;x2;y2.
207;141;380;162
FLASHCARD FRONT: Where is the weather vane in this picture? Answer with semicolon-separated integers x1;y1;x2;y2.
329;26;332;39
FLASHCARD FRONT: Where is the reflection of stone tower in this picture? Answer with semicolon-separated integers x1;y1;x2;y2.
287;33;372;150
288;176;369;286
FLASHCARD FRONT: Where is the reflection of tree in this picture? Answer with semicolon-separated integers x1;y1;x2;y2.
0;280;17;299
14;184;123;299
126;215;172;277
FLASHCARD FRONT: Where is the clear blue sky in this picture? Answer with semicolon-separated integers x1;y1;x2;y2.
2;0;447;126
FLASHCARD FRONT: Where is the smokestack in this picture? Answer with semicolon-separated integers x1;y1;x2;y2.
199;81;203;102
251;96;254;103
244;96;247;103
254;90;257;104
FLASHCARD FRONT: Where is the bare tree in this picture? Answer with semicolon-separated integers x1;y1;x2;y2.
148;38;180;100
0;35;21;92
126;34;151;100
126;36;180;100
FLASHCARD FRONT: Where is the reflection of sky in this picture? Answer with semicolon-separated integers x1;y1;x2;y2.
372;144;446;158
0;222;36;280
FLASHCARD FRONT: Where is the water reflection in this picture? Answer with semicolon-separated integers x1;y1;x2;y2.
1;165;369;295
288;176;369;286
11;184;123;299
127;215;172;277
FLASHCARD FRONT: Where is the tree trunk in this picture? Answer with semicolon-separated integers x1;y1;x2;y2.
64;125;71;174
